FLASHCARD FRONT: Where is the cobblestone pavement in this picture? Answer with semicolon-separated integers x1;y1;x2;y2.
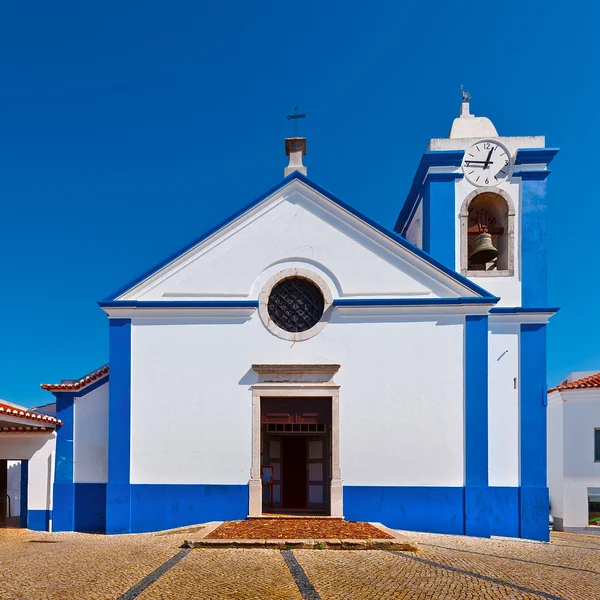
1;528;599;599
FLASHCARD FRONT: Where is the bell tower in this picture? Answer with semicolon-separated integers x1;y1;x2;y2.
395;91;559;542
395;91;558;308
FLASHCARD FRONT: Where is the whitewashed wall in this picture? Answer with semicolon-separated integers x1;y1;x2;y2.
130;312;465;487
547;392;564;521
7;460;21;518
405;200;423;248
488;322;520;486
548;390;600;528
124;181;482;489
0;434;55;512
74;382;109;483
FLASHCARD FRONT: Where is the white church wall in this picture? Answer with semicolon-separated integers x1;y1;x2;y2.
0;434;55;512
487;322;520;487
125;188;465;302
404;199;423;248
73;382;109;483
129;311;465;488
547;391;564;523
454;177;522;307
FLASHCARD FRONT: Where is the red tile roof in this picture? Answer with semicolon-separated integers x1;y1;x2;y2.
548;372;600;393
0;401;61;426
41;364;109;392
0;425;52;433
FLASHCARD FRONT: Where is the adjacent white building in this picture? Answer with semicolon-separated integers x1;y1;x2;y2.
548;372;600;531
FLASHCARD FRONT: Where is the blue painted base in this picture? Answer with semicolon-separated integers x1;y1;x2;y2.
343;486;465;535
106;482;131;534
489;487;520;538
465;486;490;538
130;484;248;533
52;482;74;531
344;486;548;541
75;483;107;533
520;486;550;542
28;510;51;531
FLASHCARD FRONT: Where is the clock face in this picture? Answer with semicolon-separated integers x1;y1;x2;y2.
462;140;511;186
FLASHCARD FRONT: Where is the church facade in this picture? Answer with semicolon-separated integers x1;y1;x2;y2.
32;99;557;541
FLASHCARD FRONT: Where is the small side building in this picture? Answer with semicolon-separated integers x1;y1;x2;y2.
548;372;600;531
0;399;60;530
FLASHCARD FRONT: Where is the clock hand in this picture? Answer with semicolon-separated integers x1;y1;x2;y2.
483;148;493;169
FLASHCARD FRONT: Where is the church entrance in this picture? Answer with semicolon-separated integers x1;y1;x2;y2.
260;397;331;515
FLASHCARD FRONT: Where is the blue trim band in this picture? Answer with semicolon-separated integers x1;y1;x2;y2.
19;460;28;528
519;323;549;542
101;170;494;303
75;483;107;533
344;486;544;541
129;484;248;533
424;177;460;269
395;150;465;233
333;297;499;307
490;307;559;314
52;392;75;531
106;319;132;534
28;509;51;531
98;300;259;309
512;170;551;181
521;177;549;307
513;148;559;166
465;315;490;538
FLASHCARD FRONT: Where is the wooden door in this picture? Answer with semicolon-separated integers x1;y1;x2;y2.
307;437;325;510
0;460;7;528
282;436;307;509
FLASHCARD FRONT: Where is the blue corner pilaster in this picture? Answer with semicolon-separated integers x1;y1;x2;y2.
52;392;76;531
520;171;550;308
106;318;132;534
19;459;28;528
422;173;462;270
519;323;549;541
464;315;490;537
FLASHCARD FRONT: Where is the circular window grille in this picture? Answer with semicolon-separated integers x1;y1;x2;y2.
267;278;325;333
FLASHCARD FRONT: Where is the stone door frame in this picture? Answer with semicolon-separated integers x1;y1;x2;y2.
249;364;342;517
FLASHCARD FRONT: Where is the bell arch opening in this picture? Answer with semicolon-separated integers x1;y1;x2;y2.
460;188;515;276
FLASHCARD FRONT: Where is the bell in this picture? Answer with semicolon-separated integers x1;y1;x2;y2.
469;232;498;265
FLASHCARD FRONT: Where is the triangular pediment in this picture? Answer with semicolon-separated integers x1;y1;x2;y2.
104;174;493;303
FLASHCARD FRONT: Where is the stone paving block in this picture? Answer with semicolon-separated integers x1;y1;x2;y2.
369;538;418;551
186;538;266;548
313;538;342;549
341;538;369;550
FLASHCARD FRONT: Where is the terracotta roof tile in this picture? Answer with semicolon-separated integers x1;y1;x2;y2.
41;364;109;392
548;372;600;393
0;401;61;426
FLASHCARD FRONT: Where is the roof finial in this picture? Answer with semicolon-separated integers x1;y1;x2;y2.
287;106;306;138
284;107;307;177
461;85;471;103
460;85;471;117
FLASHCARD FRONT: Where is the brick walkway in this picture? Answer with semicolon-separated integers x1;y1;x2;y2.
1;527;599;599
205;518;392;539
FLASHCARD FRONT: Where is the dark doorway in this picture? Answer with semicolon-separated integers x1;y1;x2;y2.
282;436;307;509
0;460;6;528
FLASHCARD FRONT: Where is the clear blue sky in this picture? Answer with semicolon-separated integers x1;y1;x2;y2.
0;1;597;406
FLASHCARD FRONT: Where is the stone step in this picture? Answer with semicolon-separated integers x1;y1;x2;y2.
183;538;418;551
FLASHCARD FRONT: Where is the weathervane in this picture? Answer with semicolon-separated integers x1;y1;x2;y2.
461;85;471;103
287;106;306;137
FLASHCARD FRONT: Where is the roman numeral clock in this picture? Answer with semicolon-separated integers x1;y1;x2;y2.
462;140;512;186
